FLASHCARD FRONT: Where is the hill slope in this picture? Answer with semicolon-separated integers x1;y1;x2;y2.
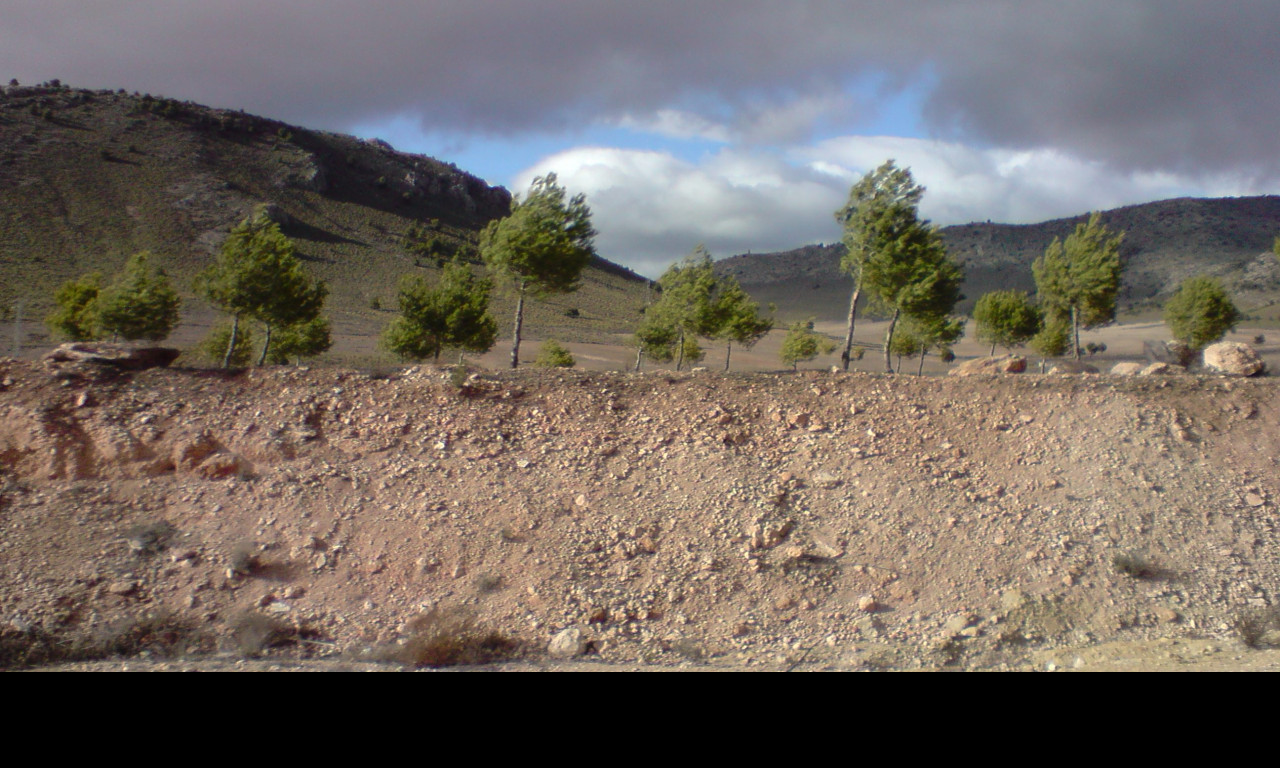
0;83;649;359
716;197;1280;324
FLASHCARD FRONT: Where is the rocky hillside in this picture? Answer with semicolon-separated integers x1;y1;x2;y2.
2;356;1278;670
716;197;1280;324
0;82;649;359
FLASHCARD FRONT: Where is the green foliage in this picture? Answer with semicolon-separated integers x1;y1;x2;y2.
96;252;182;342
195;216;327;366
780;319;835;370
1030;314;1072;358
46;273;103;341
835;159;923;283
1033;213;1123;358
1163;276;1243;350
481;173;596;297
840;161;963;372
534;340;576;368
481;174;596;367
382;260;498;362
713;279;773;350
267;315;332;364
973;290;1042;354
197;322;255;367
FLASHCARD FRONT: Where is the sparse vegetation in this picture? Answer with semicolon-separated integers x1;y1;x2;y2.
1112;551;1158;579
378;608;519;668
780;319;835;370
1234;606;1280;649
1;612;212;670
534;340;576;368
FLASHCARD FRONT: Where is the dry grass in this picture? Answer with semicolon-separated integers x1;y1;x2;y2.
377;607;519;668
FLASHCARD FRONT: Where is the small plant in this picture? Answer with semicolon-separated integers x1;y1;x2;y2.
276;127;293;142
229;541;260;576
449;365;470;389
564;308;580;318
380;608;519;668
369;296;382;311
1112;551;1157;579
1255;335;1266;345
125;520;175;556
474;573;503;594
1234;607;1280;649
535;340;576;368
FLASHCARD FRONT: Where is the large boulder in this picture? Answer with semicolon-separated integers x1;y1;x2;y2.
1110;362;1143;376
949;355;1027;376
1139;362;1185;376
44;343;180;372
1203;342;1265;377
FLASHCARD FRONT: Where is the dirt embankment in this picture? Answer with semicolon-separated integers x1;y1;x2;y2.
2;359;1278;671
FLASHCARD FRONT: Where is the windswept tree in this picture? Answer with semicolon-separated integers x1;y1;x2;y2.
834;160;923;371
973;290;1041;356
196;216;327;367
1163;276;1244;350
46;272;103;341
382;260;498;363
1032;212;1123;360
631;316;703;370
96;252;182;342
480;174;596;368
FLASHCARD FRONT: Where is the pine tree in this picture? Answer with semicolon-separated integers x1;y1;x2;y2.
1032;212;1123;360
196;216;327;368
267;316;333;364
644;247;720;371
96;252;182;342
382;261;498;362
1163;276;1244;350
973;290;1041;356
712;278;773;371
480;174;596;368
834;160;923;371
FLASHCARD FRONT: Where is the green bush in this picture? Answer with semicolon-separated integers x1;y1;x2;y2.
535;340;576;368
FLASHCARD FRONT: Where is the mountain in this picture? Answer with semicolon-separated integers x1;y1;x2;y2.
0;82;649;358
716;197;1280;324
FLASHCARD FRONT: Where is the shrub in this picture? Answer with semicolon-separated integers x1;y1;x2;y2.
230;613;325;657
229;541;260;576
1234;607;1280;649
379;608;519;668
1254;335;1266;345
1112;551;1157;579
535;340;575;368
1164;276;1244;350
564;308;580;318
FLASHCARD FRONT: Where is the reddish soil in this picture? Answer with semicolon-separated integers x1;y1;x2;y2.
2;358;1278;671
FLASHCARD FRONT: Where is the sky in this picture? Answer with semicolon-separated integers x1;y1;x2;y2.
4;1;1279;276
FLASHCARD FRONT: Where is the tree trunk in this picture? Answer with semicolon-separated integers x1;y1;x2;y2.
840;287;861;371
883;308;900;373
510;282;526;369
1071;304;1081;361
990;342;997;356
724;341;732;372
676;328;686;372
256;323;273;367
917;352;926;376
222;315;240;369
633;344;643;372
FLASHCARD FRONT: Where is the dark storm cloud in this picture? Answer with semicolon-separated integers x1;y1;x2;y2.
3;1;1277;174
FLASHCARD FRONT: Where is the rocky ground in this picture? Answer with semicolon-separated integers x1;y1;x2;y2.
2;355;1279;671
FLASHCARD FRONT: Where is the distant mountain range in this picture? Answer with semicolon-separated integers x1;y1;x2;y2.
716;197;1280;324
0;82;648;357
